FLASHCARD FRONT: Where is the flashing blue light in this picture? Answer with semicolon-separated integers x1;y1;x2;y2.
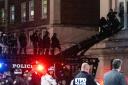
0;63;3;68
0;61;8;72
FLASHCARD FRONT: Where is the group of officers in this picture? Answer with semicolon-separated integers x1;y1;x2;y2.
0;30;61;55
0;59;126;85
40;59;127;85
0;59;122;85
99;9;120;33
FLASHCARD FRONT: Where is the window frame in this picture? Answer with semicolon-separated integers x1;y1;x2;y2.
10;5;15;23
42;0;48;19
21;2;27;22
0;8;5;24
29;0;34;21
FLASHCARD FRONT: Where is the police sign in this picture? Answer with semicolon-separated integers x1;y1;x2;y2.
12;64;32;69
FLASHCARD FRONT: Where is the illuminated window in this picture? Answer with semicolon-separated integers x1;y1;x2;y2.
29;0;34;21
10;5;15;23
0;8;5;24
42;0;47;18
21;2;26;22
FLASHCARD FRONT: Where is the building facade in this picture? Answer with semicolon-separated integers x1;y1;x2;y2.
0;0;49;31
0;0;99;53
0;0;99;30
1;0;128;84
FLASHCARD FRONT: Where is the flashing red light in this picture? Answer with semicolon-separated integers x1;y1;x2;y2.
37;64;44;72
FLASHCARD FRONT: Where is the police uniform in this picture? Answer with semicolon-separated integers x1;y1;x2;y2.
41;73;57;85
41;66;57;85
71;71;97;85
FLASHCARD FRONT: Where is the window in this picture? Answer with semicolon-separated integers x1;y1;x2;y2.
29;0;34;21
42;0;47;18
21;2;26;22
0;8;5;24
10;5;15;23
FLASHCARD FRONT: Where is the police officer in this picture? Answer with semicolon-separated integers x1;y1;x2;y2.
13;69;25;85
104;59;127;85
70;63;97;85
41;66;57;85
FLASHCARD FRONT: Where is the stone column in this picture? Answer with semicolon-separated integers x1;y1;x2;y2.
115;0;118;10
124;0;127;29
54;0;61;24
50;0;61;25
49;0;54;25
112;0;116;10
100;0;110;17
109;0;112;9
